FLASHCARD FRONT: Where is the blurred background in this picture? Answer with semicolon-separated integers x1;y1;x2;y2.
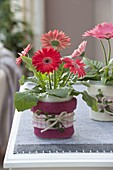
1;0;113;60
0;0;113;167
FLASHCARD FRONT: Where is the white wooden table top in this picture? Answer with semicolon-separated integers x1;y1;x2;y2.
3;110;113;169
3;84;113;169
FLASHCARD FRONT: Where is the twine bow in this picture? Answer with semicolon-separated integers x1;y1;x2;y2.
33;111;74;133
98;97;113;115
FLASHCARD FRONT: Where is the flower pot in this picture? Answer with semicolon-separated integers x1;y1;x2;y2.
31;95;77;138
87;81;113;121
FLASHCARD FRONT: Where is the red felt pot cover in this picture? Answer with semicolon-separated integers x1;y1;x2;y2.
32;97;77;139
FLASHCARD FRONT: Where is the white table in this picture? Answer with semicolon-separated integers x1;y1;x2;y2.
3;84;113;170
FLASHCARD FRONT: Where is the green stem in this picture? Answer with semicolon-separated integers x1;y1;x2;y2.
63;73;72;86
84;54;96;70
49;74;52;89
104;67;109;78
54;70;57;89
112;68;113;75
36;72;46;91
58;63;64;83
108;39;111;63
100;39;107;66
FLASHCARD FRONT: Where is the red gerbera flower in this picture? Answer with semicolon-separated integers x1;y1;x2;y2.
63;58;86;77
16;44;32;65
41;30;71;50
32;48;62;74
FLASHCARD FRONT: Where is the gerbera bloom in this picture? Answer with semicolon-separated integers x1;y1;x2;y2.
63;58;86;77
32;48;62;74
16;57;22;65
72;41;87;58
41;30;71;51
82;29;94;37
83;22;113;39
16;44;32;65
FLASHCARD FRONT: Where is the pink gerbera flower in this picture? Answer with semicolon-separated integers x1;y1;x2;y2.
63;58;86;77
41;30;71;50
16;44;32;65
16;57;22;65
32;48;62;74
72;41;87;58
82;30;94;37
83;22;113;39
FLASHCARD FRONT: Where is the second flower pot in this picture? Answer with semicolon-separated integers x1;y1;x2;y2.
87;81;113;121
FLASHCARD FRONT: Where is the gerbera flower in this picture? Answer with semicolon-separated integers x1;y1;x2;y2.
83;22;113;39
63;58;86;77
16;57;22;65
72;41;87;58
16;44;32;65
82;29;94;37
32;48;62;74
41;30;71;50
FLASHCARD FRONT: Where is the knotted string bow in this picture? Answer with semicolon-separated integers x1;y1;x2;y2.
98;97;113;115
33;111;74;133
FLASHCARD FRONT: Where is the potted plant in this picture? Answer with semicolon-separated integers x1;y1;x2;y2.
14;30;98;139
81;22;113;121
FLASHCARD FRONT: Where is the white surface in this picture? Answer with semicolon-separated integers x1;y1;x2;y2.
3;88;113;169
87;82;113;96
3;168;113;170
38;95;73;102
90;111;113;121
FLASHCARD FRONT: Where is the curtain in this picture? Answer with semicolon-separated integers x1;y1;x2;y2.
0;43;21;162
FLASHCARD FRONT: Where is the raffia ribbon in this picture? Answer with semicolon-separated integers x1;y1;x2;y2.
98;97;113;115
33;111;75;133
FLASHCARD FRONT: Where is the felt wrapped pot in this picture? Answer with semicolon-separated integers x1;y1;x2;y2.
87;81;113;121
31;96;77;138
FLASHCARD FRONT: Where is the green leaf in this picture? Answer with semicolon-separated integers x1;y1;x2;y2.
19;75;26;85
55;64;69;87
83;57;103;70
47;88;72;98
14;91;38;111
81;91;98;112
71;89;98;112
59;72;70;85
106;80;113;85
19;75;38;85
76;81;90;87
101;75;108;84
20;58;46;90
108;58;113;67
22;56;36;72
32;86;44;93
